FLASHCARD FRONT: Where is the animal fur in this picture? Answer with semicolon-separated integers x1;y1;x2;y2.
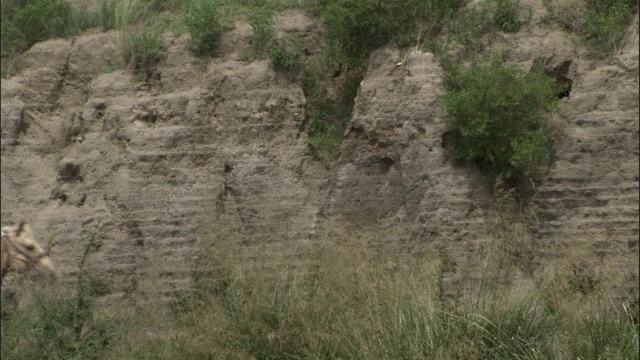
1;222;57;285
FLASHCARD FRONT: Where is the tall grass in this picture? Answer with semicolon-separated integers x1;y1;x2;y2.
1;224;111;360
115;0;148;65
1;211;637;359
99;210;639;359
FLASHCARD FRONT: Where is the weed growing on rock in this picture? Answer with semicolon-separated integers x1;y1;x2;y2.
184;0;223;56
134;27;164;80
249;7;277;58
491;0;529;32
440;53;559;191
269;33;304;72
543;0;637;53
0;0;100;56
99;0;117;31
321;0;464;66
582;0;636;52
115;0;148;65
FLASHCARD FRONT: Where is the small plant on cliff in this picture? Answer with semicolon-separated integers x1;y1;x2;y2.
581;0;636;52
134;27;164;80
269;33;303;71
543;0;637;53
0;0;99;56
440;53;559;192
321;0;464;65
115;0;147;65
248;7;276;58
184;0;223;56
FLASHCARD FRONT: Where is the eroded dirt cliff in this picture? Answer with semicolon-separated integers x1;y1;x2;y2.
1;9;638;301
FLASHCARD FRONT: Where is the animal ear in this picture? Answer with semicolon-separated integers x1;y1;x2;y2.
17;221;25;234
17;223;33;238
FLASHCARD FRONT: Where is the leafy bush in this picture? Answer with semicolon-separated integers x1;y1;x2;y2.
1;0;101;56
301;54;362;163
543;0;636;52
115;0;148;65
321;0;464;65
440;54;558;185
134;27;164;80
99;0;117;31
184;0;223;56
269;34;303;71
582;0;635;52
492;0;527;32
1;0;71;55
248;7;276;58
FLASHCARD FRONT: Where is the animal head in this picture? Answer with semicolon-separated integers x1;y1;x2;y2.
1;222;57;282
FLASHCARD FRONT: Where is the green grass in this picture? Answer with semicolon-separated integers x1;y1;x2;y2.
184;0;224;56
1;210;637;360
1;224;111;360
0;0;101;56
543;0;637;53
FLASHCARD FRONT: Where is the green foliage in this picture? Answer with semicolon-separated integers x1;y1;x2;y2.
1;0;71;55
1;226;111;360
321;0;464;65
248;7;276;58
441;54;558;184
115;0;148;65
105;217;639;360
492;0;526;32
302;54;362;163
582;0;634;52
543;0;636;53
183;0;223;56
99;0;117;31
269;34;303;71
65;6;100;36
134;27;164;79
1;0;101;56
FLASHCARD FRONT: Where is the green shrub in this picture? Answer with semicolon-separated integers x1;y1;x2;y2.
321;0;464;65
1;0;71;55
269;33;303;71
301;54;361;163
248;7;276;58
184;0;223;56
134;27;164;79
582;0;634;52
492;0;526;32
99;0;117;31
65;5;100;36
440;54;558;186
543;0;636;53
115;0;148;65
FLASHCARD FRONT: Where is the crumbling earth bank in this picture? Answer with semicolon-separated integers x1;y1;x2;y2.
1;12;638;300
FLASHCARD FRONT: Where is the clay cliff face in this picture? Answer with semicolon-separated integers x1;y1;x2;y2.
1;10;638;299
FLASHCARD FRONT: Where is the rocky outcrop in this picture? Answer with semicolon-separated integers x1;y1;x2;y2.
1;11;638;300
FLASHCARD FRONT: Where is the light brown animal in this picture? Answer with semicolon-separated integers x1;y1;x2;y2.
1;222;57;285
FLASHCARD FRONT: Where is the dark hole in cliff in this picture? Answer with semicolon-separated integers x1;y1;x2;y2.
58;162;83;182
50;187;67;203
224;163;233;173
96;103;106;118
555;77;572;99
379;157;394;173
544;59;574;99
